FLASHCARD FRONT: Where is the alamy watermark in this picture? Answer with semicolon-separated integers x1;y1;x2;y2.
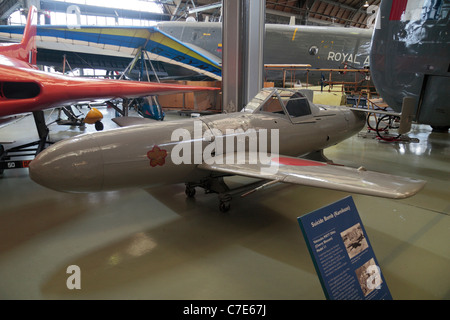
170;120;280;174
66;265;81;290
66;5;81;29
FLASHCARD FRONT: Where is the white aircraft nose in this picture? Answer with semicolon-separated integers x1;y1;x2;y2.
29;134;103;192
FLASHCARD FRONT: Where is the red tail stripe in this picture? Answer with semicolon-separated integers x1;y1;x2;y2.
389;0;409;20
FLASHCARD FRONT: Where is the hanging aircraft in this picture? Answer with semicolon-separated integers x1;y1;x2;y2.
28;87;426;212
0;11;373;83
370;0;450;132
0;6;219;172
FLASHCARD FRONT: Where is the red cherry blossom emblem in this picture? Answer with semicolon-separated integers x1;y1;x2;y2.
147;145;167;167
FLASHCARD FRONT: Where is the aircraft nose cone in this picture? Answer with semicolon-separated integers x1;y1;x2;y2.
29;134;103;192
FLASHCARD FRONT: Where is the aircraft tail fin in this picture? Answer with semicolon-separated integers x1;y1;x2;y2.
0;6;37;65
20;6;38;64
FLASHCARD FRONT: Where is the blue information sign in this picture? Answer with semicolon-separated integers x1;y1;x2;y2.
298;196;392;300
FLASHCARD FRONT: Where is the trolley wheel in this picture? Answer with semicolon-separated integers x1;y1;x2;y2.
95;121;104;131
367;112;389;132
376;115;401;141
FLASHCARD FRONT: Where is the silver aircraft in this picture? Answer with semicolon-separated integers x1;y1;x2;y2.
29;88;425;212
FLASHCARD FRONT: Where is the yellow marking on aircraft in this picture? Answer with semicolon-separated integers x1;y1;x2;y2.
52;27;152;39
148;32;217;68
291;28;298;41
51;27;218;69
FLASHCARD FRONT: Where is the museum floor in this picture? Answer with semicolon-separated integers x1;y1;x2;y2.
0;106;448;300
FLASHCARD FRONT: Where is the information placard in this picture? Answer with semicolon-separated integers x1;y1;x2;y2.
298;196;392;300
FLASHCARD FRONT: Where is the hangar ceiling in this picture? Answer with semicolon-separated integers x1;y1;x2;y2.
0;0;379;75
265;0;381;27
0;0;380;29
162;0;381;28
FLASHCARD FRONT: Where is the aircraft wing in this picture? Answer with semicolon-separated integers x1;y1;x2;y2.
111;116;157;127
0;25;222;80
198;153;426;199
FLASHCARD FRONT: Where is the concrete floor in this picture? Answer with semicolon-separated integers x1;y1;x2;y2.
0;107;448;300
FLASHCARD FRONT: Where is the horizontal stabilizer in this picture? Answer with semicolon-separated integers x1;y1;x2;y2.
348;107;401;117
0;114;28;128
112;116;157;127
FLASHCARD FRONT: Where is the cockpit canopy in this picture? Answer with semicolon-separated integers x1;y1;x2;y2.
243;88;314;122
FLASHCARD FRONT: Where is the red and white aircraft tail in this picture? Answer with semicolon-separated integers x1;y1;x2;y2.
0;5;37;65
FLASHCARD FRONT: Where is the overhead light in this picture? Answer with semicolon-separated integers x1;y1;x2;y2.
363;1;370;8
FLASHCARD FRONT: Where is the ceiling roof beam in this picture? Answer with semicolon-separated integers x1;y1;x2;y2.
188;2;222;14
0;0;22;20
320;0;367;14
266;8;333;26
39;0;171;21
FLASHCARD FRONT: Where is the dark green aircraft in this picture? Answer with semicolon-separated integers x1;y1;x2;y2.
157;21;372;73
370;0;450;132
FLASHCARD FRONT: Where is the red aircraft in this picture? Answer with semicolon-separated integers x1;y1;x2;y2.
0;6;219;171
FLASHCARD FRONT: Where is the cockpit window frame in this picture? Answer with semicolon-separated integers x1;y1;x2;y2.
250;88;314;124
242;88;279;113
257;91;287;117
280;92;313;123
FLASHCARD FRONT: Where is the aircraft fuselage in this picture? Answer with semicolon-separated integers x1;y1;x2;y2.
29;101;366;193
158;22;373;78
370;0;450;130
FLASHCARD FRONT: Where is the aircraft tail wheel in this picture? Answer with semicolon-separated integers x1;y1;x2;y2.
95;121;104;131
